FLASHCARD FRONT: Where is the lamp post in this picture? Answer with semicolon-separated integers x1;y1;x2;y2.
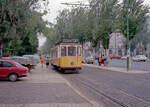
126;0;130;71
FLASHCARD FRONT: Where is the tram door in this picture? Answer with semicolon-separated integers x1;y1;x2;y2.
77;46;82;65
68;46;77;66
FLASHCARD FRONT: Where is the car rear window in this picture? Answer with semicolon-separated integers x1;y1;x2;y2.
14;61;23;67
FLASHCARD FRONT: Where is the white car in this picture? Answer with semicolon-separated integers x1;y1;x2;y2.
132;55;147;62
85;56;94;64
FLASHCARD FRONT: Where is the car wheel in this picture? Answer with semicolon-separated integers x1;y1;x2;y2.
8;74;18;82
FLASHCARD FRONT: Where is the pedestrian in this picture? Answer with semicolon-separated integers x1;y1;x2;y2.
98;53;102;66
46;57;49;68
102;54;107;66
40;58;44;68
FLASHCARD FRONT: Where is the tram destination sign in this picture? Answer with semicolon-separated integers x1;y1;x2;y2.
61;39;79;43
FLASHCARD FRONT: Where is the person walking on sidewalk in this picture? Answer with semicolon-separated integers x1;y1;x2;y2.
46;57;49;68
40;58;44;68
98;53;102;66
102;54;108;66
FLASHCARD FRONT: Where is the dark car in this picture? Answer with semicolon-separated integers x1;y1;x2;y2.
0;60;28;82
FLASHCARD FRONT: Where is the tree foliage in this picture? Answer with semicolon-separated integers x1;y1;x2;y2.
119;0;149;40
0;0;49;56
41;0;149;54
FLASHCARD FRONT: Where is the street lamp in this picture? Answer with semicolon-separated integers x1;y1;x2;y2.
126;0;130;71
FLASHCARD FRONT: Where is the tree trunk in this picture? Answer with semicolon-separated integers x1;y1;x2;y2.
0;43;3;58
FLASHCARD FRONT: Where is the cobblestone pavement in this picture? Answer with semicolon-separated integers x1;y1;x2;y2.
0;65;92;107
62;65;150;107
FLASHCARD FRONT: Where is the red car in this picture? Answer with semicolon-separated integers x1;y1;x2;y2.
0;60;28;82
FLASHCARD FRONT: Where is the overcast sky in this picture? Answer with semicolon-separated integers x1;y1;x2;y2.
42;0;90;23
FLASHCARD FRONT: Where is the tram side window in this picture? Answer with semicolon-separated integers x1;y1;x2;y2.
68;47;76;56
56;49;58;58
77;47;81;56
61;46;66;56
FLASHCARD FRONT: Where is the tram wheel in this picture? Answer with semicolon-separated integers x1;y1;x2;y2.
75;69;80;74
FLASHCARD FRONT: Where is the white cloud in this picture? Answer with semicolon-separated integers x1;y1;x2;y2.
38;34;46;48
42;0;88;23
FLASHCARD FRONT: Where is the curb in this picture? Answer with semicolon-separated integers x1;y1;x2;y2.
83;64;149;74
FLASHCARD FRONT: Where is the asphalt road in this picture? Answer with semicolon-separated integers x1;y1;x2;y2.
62;66;150;107
108;59;150;71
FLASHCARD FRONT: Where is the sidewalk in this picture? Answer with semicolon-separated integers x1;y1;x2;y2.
0;64;92;107
84;64;149;74
27;64;93;107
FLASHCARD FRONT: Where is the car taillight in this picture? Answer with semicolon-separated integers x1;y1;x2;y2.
26;68;29;72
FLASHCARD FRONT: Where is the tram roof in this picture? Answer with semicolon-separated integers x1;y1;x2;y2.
55;39;80;45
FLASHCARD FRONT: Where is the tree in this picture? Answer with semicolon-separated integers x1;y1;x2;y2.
119;0;149;42
0;0;49;56
130;17;150;53
90;0;120;52
41;0;120;54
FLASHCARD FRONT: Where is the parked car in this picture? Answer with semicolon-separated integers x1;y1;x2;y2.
0;60;28;82
85;56;94;64
109;54;121;59
132;55;147;62
121;56;128;60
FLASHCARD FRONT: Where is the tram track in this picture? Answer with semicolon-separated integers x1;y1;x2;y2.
81;75;150;105
63;74;150;107
69;76;128;107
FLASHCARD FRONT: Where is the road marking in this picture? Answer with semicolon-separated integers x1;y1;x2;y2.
66;80;104;107
51;69;104;107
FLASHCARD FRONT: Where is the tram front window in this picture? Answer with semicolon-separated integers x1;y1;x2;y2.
68;47;76;56
61;46;66;56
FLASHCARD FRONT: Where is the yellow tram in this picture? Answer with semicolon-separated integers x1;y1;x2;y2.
50;39;82;72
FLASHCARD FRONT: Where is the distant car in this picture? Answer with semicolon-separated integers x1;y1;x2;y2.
132;55;147;62
82;58;86;63
109;54;121;59
121;56;128;60
23;55;40;63
85;56;94;64
0;60;28;82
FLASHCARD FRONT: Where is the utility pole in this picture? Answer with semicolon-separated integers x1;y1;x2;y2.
126;0;130;71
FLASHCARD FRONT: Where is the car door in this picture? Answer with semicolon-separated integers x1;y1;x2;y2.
0;61;4;77
0;61;14;77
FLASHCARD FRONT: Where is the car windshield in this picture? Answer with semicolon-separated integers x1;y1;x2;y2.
14;61;23;67
87;56;93;59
